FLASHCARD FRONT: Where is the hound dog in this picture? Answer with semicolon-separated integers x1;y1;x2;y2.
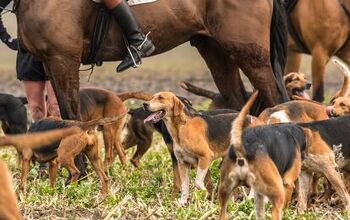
80;87;152;166
258;57;350;205
0;114;126;196
144;92;261;205
0;127;83;220
122;97;193;168
283;72;311;100
0;93;28;135
219;92;350;220
124;102;237;194
0;93;28;166
0;159;22;220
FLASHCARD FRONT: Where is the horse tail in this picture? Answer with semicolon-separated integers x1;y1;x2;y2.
231;91;259;159
270;0;289;102
180;81;217;99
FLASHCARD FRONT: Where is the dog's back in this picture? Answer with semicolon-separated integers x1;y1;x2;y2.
300;115;350;158
259;100;328;124
29;119;68;155
231;124;306;175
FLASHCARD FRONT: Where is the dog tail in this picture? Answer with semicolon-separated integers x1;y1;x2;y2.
231;91;259;159
330;57;350;102
77;111;128;129
0;127;82;150
180;81;217;99
118;91;152;101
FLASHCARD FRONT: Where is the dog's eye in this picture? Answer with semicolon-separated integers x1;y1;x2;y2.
285;77;293;84
158;96;164;100
340;102;346;107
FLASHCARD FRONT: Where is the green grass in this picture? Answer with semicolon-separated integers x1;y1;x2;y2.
0;102;349;219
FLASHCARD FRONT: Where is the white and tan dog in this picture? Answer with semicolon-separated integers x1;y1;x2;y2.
143;92;261;205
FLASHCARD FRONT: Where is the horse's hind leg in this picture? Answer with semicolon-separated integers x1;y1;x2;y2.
43;56;81;120
311;48;329;102
191;36;247;110
237;47;285;108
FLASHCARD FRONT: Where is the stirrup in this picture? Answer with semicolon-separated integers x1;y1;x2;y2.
126;44;142;68
122;31;152;68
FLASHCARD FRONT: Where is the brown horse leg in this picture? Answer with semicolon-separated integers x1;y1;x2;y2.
239;54;284;108
285;50;303;73
43;56;81;120
191;36;247;110
311;48;329;102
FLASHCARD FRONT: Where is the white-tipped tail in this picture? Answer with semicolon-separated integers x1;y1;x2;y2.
230;91;259;158
332;57;350;98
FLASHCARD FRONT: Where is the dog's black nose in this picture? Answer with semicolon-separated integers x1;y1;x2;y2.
143;103;150;111
305;82;312;90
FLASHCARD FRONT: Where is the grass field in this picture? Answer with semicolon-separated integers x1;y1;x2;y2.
1;10;350;220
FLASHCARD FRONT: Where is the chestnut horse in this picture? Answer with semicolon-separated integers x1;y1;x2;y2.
15;0;288;120
285;0;350;102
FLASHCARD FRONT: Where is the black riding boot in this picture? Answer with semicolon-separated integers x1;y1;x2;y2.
109;0;155;72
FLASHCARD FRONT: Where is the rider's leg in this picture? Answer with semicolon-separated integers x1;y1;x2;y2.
22;81;47;121
46;81;61;118
102;0;155;72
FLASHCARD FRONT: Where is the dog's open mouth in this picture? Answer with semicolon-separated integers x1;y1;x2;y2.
293;88;310;99
144;110;166;123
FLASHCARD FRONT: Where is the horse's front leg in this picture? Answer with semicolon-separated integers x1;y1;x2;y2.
43;55;81;120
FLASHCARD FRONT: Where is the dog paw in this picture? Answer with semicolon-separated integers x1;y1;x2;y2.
130;159;140;168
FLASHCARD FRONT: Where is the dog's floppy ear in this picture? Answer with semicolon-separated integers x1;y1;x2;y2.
173;96;184;117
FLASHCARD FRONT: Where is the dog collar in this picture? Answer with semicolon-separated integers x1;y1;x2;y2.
326;106;334;118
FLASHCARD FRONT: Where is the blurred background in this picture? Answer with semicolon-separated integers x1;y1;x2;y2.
0;13;343;104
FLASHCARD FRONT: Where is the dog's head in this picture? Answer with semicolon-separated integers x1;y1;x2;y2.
329;97;350;117
284;72;311;100
143;92;186;123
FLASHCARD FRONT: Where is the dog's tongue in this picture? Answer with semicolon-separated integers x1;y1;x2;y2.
326;106;334;118
144;111;163;123
296;91;311;99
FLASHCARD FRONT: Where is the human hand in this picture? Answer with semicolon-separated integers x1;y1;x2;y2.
0;32;18;51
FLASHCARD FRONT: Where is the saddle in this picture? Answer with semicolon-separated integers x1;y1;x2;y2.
84;0;158;65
